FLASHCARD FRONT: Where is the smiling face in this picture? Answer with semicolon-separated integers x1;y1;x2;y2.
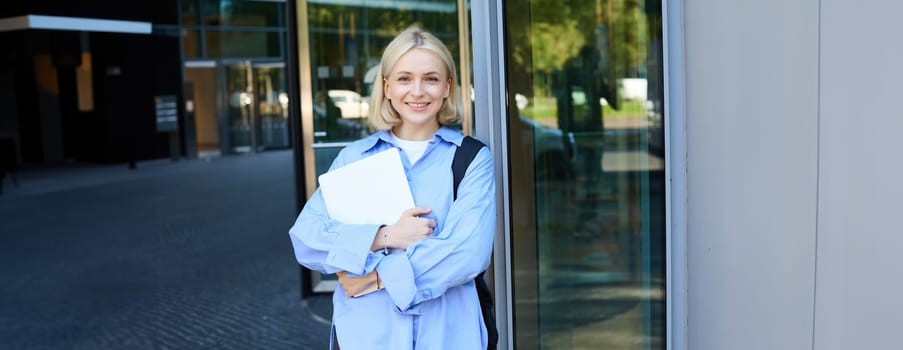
384;48;451;140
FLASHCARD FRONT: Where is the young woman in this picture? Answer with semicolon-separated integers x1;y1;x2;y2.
289;26;496;349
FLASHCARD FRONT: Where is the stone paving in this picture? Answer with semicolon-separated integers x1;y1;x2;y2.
0;150;333;349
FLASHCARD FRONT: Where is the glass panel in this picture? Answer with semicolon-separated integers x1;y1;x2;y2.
253;63;290;149
303;0;463;289
202;0;285;27
505;0;666;349
206;30;281;58
182;29;201;59
181;0;200;25
225;62;253;153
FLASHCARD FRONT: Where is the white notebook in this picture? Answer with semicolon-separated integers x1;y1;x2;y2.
318;148;415;225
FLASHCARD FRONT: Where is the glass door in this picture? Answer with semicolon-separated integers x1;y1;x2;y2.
188;61;288;157
503;0;666;348
253;62;290;150
225;61;256;153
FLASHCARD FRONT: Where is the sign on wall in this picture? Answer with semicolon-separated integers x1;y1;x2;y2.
154;95;179;132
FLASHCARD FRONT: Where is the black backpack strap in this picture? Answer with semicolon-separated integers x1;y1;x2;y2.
451;136;498;349
452;136;485;201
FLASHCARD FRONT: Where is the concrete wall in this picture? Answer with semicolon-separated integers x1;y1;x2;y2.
682;0;903;349
683;1;819;349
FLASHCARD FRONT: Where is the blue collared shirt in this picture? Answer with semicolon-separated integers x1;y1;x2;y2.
289;126;496;350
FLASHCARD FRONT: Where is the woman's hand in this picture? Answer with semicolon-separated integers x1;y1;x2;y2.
373;207;436;252
336;270;382;297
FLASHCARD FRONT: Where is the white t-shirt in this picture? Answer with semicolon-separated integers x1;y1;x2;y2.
390;133;431;165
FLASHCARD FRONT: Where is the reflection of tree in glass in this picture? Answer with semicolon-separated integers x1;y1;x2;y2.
508;0;648;97
532;21;586;74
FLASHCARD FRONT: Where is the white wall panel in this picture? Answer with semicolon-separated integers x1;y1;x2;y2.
683;1;819;349
815;1;903;349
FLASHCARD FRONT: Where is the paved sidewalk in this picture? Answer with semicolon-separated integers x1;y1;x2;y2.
0;151;333;349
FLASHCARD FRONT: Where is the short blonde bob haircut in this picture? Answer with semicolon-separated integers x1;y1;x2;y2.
368;26;463;130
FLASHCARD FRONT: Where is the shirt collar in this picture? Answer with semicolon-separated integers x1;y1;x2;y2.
434;126;465;146
361;126;464;153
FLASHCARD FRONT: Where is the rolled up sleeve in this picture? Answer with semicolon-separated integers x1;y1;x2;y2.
288;189;385;275
288;147;389;276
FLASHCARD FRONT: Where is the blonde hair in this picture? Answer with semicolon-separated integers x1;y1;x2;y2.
368;26;463;130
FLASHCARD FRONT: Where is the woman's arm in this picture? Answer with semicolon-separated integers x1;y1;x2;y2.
377;147;496;311
290;146;438;286
288;187;386;275
288;149;395;276
336;208;436;297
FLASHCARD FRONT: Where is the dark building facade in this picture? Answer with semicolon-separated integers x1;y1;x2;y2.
0;1;185;166
1;0;290;168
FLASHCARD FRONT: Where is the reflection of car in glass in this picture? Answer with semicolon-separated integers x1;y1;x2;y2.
513;94;578;181
328;89;369;119
518;114;576;181
313;103;368;142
